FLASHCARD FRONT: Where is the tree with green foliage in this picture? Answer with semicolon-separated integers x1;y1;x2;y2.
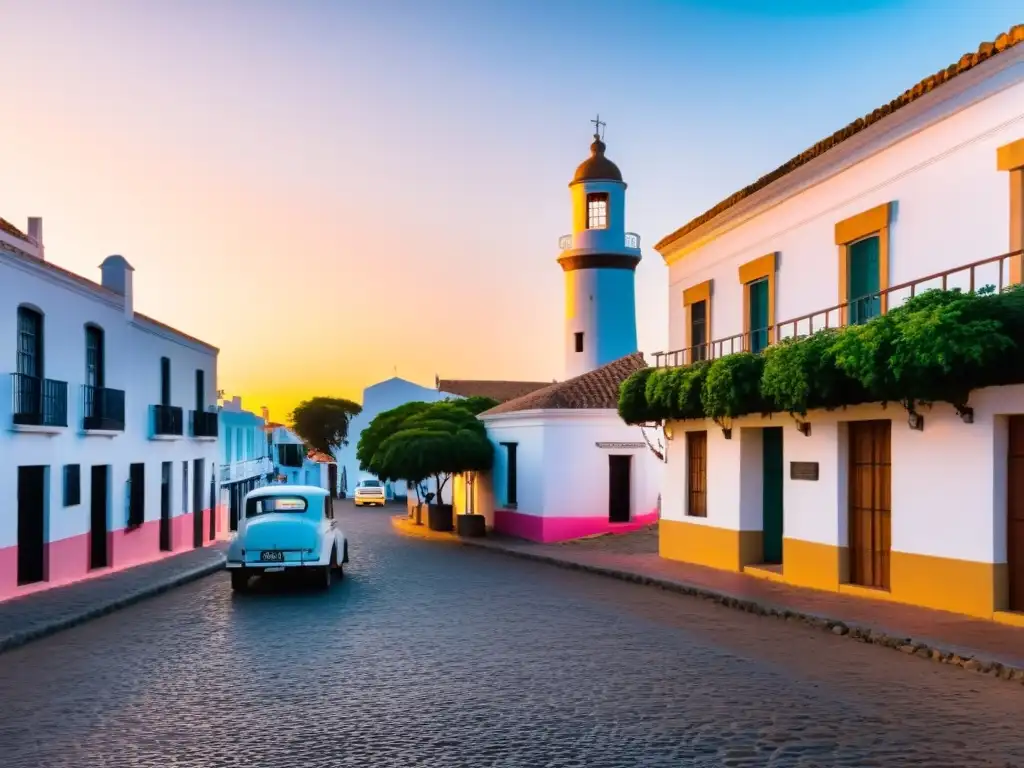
290;396;362;456
618;285;1024;428
357;396;499;504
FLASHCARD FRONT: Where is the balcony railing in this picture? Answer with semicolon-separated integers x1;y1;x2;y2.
152;404;184;436
11;373;68;427
558;232;642;251
220;456;273;483
191;409;219;438
654;249;1024;368
82;385;126;431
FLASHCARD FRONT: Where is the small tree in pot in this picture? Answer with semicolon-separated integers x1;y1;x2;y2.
357;397;497;532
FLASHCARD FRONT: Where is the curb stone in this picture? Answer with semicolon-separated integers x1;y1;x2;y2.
0;554;226;655
449;536;1024;686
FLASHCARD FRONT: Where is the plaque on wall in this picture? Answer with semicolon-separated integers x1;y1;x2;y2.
790;461;819;481
595;442;646;449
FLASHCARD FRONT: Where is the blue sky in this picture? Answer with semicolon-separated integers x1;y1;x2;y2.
0;1;1020;415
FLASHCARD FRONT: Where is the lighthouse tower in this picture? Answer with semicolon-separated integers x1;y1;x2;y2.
559;118;642;380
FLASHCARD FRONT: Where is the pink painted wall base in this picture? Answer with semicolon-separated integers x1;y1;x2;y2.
493;508;659;543
0;505;227;603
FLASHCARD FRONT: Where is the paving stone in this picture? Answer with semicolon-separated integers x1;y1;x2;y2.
0;506;1022;767
0;545;226;653
456;526;1024;675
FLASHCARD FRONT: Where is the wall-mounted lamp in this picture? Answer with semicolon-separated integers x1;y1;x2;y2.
664;424;674;441
721;427;732;440
907;411;925;431
796;420;811;437
956;405;974;424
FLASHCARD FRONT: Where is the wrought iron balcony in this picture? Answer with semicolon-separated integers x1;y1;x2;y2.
654;249;1024;369
558;232;641;251
11;373;68;428
152;404;184;436
82;385;125;431
191;409;219;438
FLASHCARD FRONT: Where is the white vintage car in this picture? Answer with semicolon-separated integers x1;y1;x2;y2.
225;485;348;592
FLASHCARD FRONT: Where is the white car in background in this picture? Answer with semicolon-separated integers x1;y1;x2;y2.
225;485;348;592
353;479;387;507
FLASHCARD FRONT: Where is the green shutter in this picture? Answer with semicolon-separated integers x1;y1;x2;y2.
848;236;881;324
748;278;769;353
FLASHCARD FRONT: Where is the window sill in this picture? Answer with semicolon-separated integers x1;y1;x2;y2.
150;433;184;441
10;423;64;435
82;429;121;438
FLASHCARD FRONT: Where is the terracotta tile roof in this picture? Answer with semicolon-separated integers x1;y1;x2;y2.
655;24;1024;253
0;217;29;242
307;450;335;463
438;379;553;403
480;353;647;416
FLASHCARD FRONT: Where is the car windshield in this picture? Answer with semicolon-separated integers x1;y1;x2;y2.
359;480;382;488
246;495;308;517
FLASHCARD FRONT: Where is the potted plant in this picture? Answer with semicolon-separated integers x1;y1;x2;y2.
357;397;498;534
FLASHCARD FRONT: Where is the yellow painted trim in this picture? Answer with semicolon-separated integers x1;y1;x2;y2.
834;203;891;245
993;610;1024;629
774;538;1004;619
659;518;762;572
682;280;712;364
1009;169;1023;285
836;202;892;325
996;137;1024;172
743;564;786;584
682;279;711;306
737;252;776;284
782;538;846;591
738;252;777;349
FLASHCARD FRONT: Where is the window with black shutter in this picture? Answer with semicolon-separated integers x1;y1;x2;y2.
128;463;146;528
501;442;518;507
63;464;81;506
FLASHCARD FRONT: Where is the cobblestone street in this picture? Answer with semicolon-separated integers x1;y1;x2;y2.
1;504;1023;767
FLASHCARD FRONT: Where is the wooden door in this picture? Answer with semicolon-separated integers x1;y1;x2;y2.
1008;417;1024;611
608;455;632;523
762;427;784;564
687;431;708;517
848;420;891;589
90;465;110;568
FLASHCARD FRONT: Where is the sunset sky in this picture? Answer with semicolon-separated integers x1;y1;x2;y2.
1;0;1019;422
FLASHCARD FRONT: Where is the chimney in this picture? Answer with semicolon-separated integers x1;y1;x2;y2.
231;395;242;410
26;217;43;259
99;255;135;320
261;406;269;422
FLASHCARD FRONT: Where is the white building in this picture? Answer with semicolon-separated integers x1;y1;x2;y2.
655;26;1024;622
334;375;550;501
465;354;662;541
218;395;273;531
0;216;222;602
265;422;336;492
463;127;663;541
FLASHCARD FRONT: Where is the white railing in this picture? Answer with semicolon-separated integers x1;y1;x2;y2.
219;456;274;484
559;232;642;251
